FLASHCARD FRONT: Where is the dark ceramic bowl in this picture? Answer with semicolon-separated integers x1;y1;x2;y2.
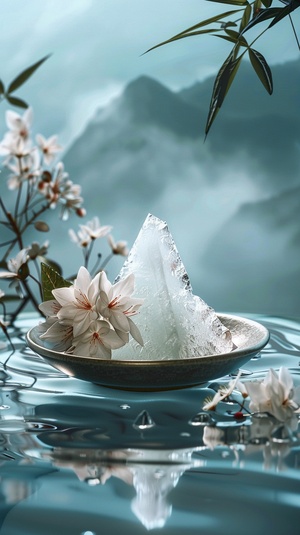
26;313;269;391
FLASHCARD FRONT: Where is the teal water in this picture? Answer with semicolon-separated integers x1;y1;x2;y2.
0;313;300;534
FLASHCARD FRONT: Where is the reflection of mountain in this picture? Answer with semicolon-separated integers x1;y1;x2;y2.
58;61;300;315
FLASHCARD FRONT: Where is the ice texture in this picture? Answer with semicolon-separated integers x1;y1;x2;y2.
113;214;232;360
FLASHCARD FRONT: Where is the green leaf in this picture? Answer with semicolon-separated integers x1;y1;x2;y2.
239;3;252;31
7;54;51;94
5;94;28;109
41;262;72;302
261;0;273;7
241;7;282;34
249;48;273;94
145;9;243;53
208;0;249;5
268;1;300;29
224;28;249;45
214;34;248;46
39;256;63;275
0;79;5;94
205;52;243;135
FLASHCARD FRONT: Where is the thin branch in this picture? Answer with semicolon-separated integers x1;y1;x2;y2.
289;14;300;51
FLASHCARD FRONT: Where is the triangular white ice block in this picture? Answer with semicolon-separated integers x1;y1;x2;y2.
113;214;232;360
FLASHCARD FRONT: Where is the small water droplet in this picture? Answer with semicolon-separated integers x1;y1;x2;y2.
26;422;57;431
0;405;10;410
221;451;230;458
249;437;268;445
133;410;155;430
120;404;130;410
180;432;191;437
189;412;212;426
85;478;101;486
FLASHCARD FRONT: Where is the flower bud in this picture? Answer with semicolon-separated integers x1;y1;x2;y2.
42;170;52;183
34;221;50;232
76;208;86;217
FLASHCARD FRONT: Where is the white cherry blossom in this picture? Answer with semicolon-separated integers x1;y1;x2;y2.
36;134;62;165
69;226;92;248
71;319;125;359
5;108;33;141
0;249;29;279
80;216;112;240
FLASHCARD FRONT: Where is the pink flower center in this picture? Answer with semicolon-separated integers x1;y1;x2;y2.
108;295;120;309
76;290;92;310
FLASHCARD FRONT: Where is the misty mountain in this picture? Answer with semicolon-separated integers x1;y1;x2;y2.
21;60;300;316
202;186;300;316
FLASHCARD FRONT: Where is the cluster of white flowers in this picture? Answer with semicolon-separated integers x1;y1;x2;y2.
39;266;144;359
0;108;85;219
203;367;300;423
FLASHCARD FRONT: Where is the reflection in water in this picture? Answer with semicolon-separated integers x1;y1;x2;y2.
46;448;198;530
0;314;300;533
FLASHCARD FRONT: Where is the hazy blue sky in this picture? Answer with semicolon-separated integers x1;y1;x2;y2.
0;0;298;143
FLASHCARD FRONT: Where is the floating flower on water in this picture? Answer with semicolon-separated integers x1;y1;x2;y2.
203;372;243;411
245;367;300;422
202;391;224;411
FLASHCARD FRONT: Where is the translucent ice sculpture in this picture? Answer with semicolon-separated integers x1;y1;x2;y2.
113;214;232;360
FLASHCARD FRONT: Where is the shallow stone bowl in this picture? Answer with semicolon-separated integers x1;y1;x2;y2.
26;314;269;391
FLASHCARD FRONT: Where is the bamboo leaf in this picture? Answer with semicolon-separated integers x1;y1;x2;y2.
0;79;5;94
208;0;249;5
239;3;252;31
7;54;50;94
145;9;243;53
214;34;248;46
225;28;249;45
205;53;243;135
5;94;28;109
268;1;300;28
241;7;282;34
41;262;71;302
261;0;273;7
249;48;273;94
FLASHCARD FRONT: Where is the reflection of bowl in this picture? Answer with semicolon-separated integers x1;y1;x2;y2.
26;314;269;391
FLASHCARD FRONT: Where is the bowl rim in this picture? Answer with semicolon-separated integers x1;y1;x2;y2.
26;313;270;368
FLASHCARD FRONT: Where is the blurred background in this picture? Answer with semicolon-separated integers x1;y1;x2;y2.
0;0;300;317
